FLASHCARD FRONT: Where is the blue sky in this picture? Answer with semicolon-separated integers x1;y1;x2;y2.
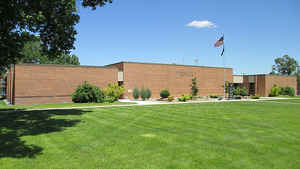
73;0;300;74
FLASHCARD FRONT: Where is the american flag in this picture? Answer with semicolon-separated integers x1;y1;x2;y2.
214;36;224;47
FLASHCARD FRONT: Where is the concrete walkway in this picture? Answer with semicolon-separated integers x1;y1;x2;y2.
1;97;299;112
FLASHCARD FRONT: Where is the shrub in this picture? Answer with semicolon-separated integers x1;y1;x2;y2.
72;81;105;103
133;87;140;100
269;84;280;97
285;87;295;96
104;97;115;103
209;94;219;98
160;89;170;99
178;94;187;102
251;95;260;99
279;86;295;96
279;87;285;95
233;88;241;96
186;94;192;100
168;96;174;102
240;87;249;96
178;94;192;102
104;83;125;101
145;88;152;99
140;86;147;101
191;77;198;96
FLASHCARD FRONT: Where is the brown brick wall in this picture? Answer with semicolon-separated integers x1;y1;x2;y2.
256;75;266;96
265;75;297;96
13;64;118;105
122;62;233;98
6;69;12;103
243;74;297;96
107;62;124;71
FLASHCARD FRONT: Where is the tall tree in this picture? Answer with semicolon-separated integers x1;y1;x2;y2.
0;0;111;73
47;54;80;65
20;39;80;65
272;55;299;75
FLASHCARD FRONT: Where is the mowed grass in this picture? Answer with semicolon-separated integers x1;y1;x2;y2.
0;100;135;111
0;99;5;106
278;95;300;98
1;102;300;169
264;99;300;103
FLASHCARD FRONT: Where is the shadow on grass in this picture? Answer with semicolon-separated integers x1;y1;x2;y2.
0;109;90;159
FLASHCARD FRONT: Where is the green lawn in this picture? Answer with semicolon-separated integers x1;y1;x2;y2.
0;99;5;106
1;102;300;169
264;99;300;103
277;95;300;98
0;100;135;111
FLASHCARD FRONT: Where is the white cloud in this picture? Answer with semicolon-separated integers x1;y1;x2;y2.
186;20;216;28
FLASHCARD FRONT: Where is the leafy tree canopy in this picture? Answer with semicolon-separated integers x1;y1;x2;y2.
20;39;80;65
0;0;111;73
272;55;299;75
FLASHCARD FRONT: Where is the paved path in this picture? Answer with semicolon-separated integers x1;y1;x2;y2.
1;97;299;112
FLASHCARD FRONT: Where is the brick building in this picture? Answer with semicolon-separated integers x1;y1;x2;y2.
5;62;232;105
4;62;297;105
233;74;297;96
6;64;118;105
106;62;233;99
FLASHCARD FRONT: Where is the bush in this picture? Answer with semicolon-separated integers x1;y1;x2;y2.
72;81;105;103
285;87;295;96
186;94;192;100
233;88;241;96
104;83;125;101
178;94;192;102
178;94;187;102
160;89;170;99
209;94;219;98
279;87;285;95
140;86;147;101
279;86;295;96
104;97;115;103
251;95;260;99
269;84;280;97
191;77;198;96
168;96;174;102
133;87;140;100
145;88;152;99
240;87;249;96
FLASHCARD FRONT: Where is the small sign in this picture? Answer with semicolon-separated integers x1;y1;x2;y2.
128;89;133;93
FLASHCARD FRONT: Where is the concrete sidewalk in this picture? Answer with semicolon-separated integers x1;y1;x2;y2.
1;97;299;112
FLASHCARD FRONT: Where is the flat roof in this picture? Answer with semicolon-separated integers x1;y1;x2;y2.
15;64;117;69
234;74;297;77
106;61;232;69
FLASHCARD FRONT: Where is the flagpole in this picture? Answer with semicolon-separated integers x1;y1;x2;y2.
223;42;226;99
